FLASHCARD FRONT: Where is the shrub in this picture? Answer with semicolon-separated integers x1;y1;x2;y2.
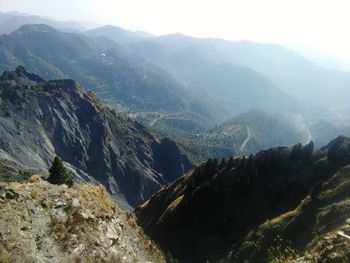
268;235;297;263
47;156;74;187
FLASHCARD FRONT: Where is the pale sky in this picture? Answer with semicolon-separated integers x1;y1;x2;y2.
2;0;350;59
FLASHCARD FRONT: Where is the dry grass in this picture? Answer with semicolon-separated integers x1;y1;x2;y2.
49;198;98;249
30;190;39;199
167;194;184;211
73;253;124;263
77;184;117;216
0;240;18;263
28;174;42;183
50;212;97;249
262;208;300;228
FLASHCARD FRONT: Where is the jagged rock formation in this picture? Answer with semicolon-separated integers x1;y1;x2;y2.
0;67;192;209
0;180;165;262
136;136;350;262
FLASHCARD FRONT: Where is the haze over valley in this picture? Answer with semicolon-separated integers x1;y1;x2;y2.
1;2;350;262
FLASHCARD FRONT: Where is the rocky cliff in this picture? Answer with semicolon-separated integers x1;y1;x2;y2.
0;179;165;262
0;66;192;209
136;136;350;262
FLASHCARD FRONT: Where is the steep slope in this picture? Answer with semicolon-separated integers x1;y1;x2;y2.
136;136;350;262
0;180;165;262
0;24;196;114
85;25;153;44
0;67;192;209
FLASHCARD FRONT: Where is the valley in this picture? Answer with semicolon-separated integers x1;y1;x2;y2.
0;9;350;263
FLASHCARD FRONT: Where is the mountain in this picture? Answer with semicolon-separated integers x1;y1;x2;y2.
0;11;86;34
310;119;350;147
130;35;350;111
131;36;297;121
151;109;310;163
0;180;165;262
284;44;350;72
85;25;153;44
208;109;311;152
0;24;199;115
0;66;192;209
136;136;350;262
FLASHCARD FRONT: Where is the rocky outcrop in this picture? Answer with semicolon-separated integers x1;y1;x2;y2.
136;137;350;262
0;67;192;209
0;180;165;262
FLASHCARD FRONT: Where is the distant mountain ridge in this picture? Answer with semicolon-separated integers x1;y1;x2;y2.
130;36;298;121
85;25;153;44
0;24;198;115
0;11;86;34
0;23;300;125
130;35;350;109
0;66;192;208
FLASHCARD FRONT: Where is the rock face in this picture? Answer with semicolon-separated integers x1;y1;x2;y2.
136;136;350;262
0;180;165;262
0;66;192;209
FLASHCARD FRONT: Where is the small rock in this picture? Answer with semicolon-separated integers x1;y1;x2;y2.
52;209;67;223
70;234;79;245
54;199;66;208
346;218;350;224
5;189;19;200
71;198;79;208
28;174;44;183
20;226;28;231
81;209;95;220
72;244;85;255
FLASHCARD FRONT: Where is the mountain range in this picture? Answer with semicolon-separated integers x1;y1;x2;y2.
0;66;191;209
1;22;348;163
0;11;87;34
0;23;298;124
0;11;350;262
85;25;153;44
0;24;200;116
130;35;350;109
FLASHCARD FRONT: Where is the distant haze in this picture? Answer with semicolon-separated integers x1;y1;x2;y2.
1;0;350;60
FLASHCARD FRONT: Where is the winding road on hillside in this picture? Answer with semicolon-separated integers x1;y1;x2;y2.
149;114;164;127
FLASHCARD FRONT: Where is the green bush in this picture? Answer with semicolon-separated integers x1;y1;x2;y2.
268;235;297;263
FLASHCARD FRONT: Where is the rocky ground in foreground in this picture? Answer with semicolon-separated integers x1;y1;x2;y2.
0;177;165;263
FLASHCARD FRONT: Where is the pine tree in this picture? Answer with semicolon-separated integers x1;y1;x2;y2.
47;156;74;187
227;156;235;169
219;157;227;170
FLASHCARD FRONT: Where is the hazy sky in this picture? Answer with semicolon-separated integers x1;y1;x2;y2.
2;0;350;59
